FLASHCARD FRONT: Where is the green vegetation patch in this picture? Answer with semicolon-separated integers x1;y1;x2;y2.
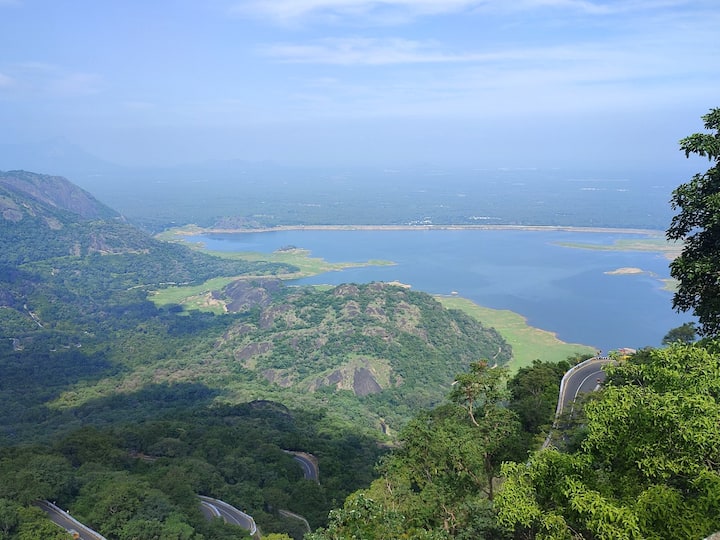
436;296;595;372
556;236;682;259
149;276;239;313
149;242;395;311
159;226;394;276
206;247;394;277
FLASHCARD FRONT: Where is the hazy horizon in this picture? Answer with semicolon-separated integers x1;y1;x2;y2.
1;1;717;172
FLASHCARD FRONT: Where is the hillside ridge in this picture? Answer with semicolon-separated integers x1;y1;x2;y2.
0;169;119;222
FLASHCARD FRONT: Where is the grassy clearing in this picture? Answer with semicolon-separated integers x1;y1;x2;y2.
437;296;596;373
157;226;395;278
557;237;682;260
150;248;394;309
206;248;394;278
149;276;238;312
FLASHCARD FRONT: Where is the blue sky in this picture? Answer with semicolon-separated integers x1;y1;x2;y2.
0;0;717;169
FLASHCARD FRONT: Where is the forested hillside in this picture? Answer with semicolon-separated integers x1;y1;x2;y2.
0;170;516;538
6;110;719;540
0;170;296;336
0;399;386;539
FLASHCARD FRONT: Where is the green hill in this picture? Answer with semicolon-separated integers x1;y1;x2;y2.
0;170;515;539
0;170;511;443
0;170;296;335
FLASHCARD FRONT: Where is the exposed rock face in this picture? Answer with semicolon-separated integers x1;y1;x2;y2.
262;369;294;388
0;195;23;222
220;278;284;312
214;282;512;401
0;169;159;264
353;367;383;396
305;361;386;396
342;301;361;319
259;304;294;329
333;284;360;297
234;341;272;363
0;169;118;222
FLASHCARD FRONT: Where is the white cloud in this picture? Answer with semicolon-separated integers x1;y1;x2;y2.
262;37;588;65
262;38;518;65
233;0;477;21
232;0;697;22
263;35;694;72
257;29;717;122
14;61;58;71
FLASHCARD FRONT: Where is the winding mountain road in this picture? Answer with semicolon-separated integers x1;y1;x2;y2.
557;357;613;416
36;501;107;540
543;356;614;448
288;451;319;482
199;495;257;536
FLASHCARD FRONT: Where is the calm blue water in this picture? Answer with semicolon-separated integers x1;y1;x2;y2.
192;229;692;352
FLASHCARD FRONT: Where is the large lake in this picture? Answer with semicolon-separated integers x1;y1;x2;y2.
191;229;692;353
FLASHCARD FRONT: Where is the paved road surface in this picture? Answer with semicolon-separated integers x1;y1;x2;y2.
543;357;614;448
557;357;613;418
293;454;319;481
36;501;107;540
199;495;257;536
284;450;319;482
279;509;311;533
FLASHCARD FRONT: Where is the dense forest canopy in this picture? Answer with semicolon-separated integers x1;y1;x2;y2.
2;109;720;539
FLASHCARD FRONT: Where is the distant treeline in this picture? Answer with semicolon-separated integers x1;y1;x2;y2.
74;167;675;233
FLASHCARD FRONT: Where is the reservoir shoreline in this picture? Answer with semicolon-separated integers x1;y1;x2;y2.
177;227;686;352
176;224;665;236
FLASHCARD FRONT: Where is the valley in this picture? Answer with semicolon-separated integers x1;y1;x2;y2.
0;164;715;539
0;0;716;534
0;170;559;538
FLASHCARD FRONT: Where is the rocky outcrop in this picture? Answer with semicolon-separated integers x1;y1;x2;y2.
219;278;284;312
213;282;511;403
0;169;118;222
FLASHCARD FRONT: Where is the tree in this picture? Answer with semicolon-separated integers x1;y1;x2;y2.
309;362;522;539
507;359;568;436
306;491;446;540
662;322;697;345
11;454;75;505
14;507;68;540
667;108;720;336
496;343;720;540
449;361;506;429
450;363;524;503
0;499;20;538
